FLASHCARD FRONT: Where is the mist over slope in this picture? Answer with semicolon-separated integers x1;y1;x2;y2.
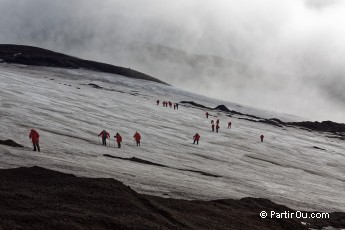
0;62;344;214
1;0;344;122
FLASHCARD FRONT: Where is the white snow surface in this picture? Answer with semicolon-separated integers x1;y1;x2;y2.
0;63;344;212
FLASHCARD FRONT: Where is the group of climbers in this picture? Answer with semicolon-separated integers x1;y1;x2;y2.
26;129;140;151
210;120;220;133
98;130;141;148
209;116;221;133
158;100;179;110
205;111;264;142
26;102;266;152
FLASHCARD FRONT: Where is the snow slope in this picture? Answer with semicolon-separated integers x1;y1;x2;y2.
0;63;344;212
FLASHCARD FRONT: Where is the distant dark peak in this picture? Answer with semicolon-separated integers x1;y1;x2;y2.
259;119;285;128
268;118;286;125
213;105;231;112
180;101;263;120
223;105;262;119
238;118;257;122
179;101;210;109
0;44;167;85
0;139;23;147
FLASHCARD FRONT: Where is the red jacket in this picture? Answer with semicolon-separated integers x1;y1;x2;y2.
115;134;122;143
98;131;110;138
134;132;141;141
193;134;200;141
29;129;39;143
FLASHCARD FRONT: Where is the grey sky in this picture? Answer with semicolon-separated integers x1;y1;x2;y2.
0;0;344;122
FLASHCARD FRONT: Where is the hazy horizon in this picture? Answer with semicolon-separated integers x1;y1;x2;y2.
1;0;344;122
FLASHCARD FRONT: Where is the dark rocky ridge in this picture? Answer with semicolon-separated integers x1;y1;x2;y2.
0;44;167;84
288;121;345;133
0;166;344;229
180;101;345;135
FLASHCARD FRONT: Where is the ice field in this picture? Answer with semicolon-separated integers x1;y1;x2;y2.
0;63;344;212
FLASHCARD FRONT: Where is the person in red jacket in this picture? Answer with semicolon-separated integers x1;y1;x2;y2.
114;132;122;148
29;129;40;152
211;123;215;132
133;131;141;146
216;124;220;133
98;130;110;146
260;134;264;143
193;133;200;145
206;112;209;118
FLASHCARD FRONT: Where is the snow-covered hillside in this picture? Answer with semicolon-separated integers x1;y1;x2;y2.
0;63;344;212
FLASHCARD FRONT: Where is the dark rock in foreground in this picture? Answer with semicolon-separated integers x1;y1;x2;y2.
0;167;343;229
0;44;166;85
0;139;23;147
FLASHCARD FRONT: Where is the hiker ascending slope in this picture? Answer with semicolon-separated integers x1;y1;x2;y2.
133;131;141;146
228;122;232;129
114;133;122;148
29;129;40;152
211;120;215;132
175;103;179;110
260;134;264;143
193;133;200;145
216;119;220;125
216;124;220;133
156;100;160;105
98;130;110;146
206;112;209;118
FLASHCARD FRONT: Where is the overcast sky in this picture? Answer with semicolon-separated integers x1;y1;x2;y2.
0;0;344;122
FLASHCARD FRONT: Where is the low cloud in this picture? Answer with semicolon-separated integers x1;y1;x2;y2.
0;0;344;122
